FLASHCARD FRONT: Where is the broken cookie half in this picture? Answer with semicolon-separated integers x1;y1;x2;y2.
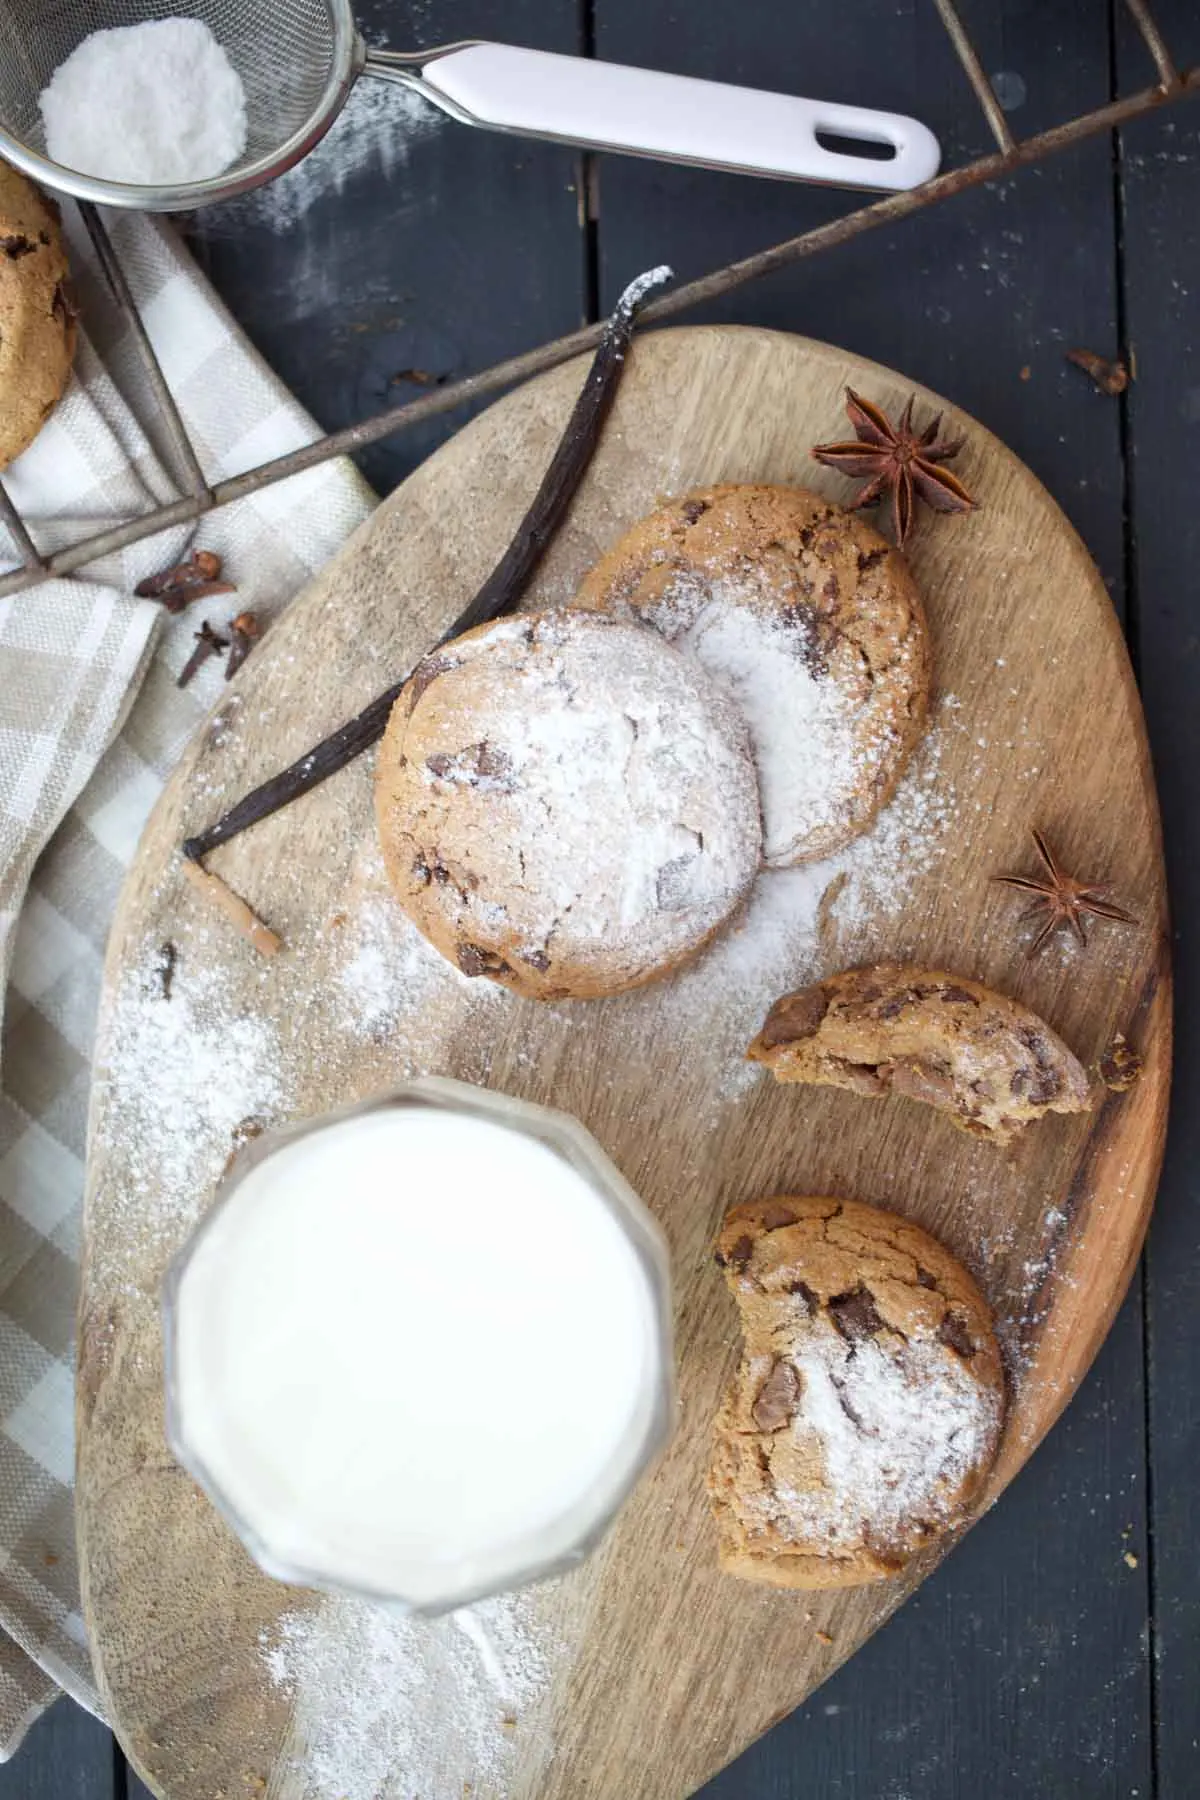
709;1196;1005;1590
748;963;1093;1145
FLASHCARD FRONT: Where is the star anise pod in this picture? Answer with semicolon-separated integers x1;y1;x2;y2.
811;387;976;547
994;827;1137;955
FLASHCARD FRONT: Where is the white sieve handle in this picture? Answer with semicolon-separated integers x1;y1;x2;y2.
363;42;940;192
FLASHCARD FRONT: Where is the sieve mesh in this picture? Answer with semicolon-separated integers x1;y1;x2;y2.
0;0;350;197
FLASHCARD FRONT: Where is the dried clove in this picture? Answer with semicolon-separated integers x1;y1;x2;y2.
136;549;236;614
1065;348;1129;397
155;940;178;1001
391;367;447;387
225;611;262;680
178;619;230;688
182;264;674;866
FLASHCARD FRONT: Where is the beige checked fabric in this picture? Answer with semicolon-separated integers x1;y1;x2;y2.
0;205;375;1755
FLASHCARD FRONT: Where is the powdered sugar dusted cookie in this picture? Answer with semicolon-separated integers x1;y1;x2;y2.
709;1196;1005;1589
575;484;930;866
375;609;762;1001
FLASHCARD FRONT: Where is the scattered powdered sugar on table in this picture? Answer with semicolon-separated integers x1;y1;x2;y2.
215;80;441;233
335;891;496;1036
830;721;955;935
95;958;284;1280
40;19;247;186
263;1591;556;1800
641;712;956;1097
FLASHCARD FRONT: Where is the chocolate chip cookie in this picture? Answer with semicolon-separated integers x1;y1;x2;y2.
748;964;1093;1144
375;609;762;1001
0;161;75;471
710;1196;1005;1589
575;485;930;866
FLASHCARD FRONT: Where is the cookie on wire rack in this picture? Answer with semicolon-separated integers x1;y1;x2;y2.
0;160;75;471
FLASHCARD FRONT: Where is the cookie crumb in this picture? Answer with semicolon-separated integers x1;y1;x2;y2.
1098;1033;1143;1092
815;1629;834;1646
1123;1550;1139;1570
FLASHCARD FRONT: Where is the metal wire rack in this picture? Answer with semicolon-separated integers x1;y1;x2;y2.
0;0;1195;601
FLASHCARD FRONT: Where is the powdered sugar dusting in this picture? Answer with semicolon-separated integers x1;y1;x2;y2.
831;720;955;936
669;591;863;866
211;81;441;233
95;959;285;1275
403;612;761;980
263;1591;557;1800
640;709;956;1098
762;1327;1000;1551
640;562;925;868
335;891;496;1035
614;264;674;316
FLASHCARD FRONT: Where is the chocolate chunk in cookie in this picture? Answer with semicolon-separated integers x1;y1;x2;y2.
708;1196;1005;1590
748;964;1093;1145
375;610;762;1001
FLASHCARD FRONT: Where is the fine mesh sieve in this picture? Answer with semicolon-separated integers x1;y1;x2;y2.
0;0;941;211
0;0;362;209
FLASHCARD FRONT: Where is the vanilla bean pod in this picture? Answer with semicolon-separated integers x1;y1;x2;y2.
182;266;672;866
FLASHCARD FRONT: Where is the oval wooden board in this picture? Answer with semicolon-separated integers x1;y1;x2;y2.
78;326;1170;1800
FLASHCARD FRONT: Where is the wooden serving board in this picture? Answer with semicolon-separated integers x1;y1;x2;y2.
78;326;1170;1800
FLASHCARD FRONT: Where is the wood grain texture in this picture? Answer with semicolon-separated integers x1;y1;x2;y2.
76;325;1170;1800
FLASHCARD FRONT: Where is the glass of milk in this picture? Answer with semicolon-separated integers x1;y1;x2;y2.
163;1077;674;1613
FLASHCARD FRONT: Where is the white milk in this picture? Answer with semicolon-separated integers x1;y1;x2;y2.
169;1100;669;1608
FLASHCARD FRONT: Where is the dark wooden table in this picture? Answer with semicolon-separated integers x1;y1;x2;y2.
5;1;1199;1793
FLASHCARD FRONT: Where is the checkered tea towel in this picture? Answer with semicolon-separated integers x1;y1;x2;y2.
0;205;376;1755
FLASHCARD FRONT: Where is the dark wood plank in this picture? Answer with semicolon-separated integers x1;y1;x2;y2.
1116;4;1200;1795
590;1;1155;1792
180;0;588;497
0;1700;117;1800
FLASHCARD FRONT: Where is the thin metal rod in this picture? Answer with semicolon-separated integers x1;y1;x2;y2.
177;69;1200;494
0;66;1196;602
77;203;212;501
0;495;207;595
932;0;1017;152
1123;0;1181;89
0;479;43;571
